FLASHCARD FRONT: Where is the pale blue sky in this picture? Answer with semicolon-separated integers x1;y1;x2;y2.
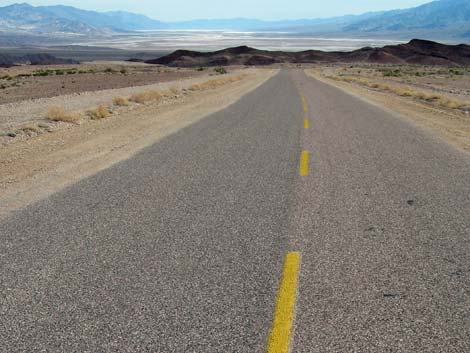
0;0;432;20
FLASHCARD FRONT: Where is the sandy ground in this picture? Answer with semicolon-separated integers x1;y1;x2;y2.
0;62;207;105
315;64;470;101
0;68;276;218
0;66;247;132
307;66;470;153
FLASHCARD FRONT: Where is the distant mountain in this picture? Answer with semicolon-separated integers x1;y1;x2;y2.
0;3;383;34
167;12;387;31
0;0;469;41
0;52;78;67
147;39;470;67
342;0;470;39
0;3;100;34
0;3;165;34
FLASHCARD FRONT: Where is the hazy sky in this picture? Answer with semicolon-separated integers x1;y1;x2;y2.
0;0;432;20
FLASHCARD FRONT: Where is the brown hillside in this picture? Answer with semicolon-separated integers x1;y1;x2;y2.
145;40;470;67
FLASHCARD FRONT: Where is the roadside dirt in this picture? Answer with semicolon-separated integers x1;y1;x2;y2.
307;68;470;154
0;67;245;132
0;62;206;105
0;68;277;218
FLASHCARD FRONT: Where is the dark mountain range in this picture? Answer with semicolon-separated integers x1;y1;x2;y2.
146;39;470;67
0;52;78;67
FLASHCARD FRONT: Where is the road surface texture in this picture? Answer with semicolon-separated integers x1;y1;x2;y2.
1;69;469;352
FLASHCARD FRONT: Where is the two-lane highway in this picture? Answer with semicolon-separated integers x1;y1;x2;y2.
1;69;469;352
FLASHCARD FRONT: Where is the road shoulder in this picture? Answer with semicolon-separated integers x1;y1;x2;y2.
0;69;277;218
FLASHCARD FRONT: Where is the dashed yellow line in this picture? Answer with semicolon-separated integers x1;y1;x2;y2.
303;119;309;129
299;151;309;176
267;252;301;353
303;104;308;112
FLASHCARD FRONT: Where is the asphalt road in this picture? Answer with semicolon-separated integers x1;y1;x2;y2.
1;69;469;352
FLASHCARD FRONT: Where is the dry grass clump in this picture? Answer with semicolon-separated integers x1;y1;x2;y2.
113;96;129;106
129;90;163;104
162;87;181;97
330;75;470;110
18;124;40;134
437;97;467;109
87;105;111;120
189;74;247;91
46;106;80;123
168;86;180;95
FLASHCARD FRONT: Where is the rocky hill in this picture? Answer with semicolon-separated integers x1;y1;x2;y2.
146;40;470;67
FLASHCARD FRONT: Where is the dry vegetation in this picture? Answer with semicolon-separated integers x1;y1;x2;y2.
2;71;251;142
326;75;470;109
307;64;470;152
309;64;470;112
0;62;206;105
189;74;247;91
129;90;163;104
46;106;80;123
87;105;111;120
113;96;129;106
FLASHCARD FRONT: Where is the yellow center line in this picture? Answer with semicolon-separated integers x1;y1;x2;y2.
303;119;309;129
267;252;301;353
299;151;309;176
303;104;308;112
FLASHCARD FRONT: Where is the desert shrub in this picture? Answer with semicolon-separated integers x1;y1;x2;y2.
129;90;163;103
449;68;463;76
196;67;205;71
438;97;466;109
1;84;6;89
189;74;246;91
113;96;129;106
214;67;227;75
87;105;111;120
383;69;401;77
18;124;40;135
120;68;127;74
46;106;80;123
104;67;115;73
55;70;65;75
33;70;50;77
333;74;470;110
169;86;180;94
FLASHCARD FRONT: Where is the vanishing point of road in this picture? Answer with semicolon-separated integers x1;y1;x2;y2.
1;70;470;352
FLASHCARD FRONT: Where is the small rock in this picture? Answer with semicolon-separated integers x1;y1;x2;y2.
407;199;415;206
6;132;16;138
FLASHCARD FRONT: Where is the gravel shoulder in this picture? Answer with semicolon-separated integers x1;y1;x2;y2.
0;67;237;131
0;62;204;105
306;69;470;153
0;68;277;218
